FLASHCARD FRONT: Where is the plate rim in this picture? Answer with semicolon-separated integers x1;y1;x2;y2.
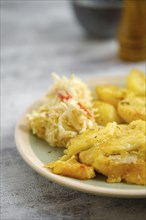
15;74;146;198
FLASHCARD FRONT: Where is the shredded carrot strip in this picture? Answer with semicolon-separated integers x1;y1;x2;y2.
57;92;72;101
57;92;91;117
77;102;92;117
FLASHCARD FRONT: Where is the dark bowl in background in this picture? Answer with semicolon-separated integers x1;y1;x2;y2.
72;0;123;38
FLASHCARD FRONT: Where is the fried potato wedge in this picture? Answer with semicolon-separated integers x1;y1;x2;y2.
93;101;123;125
96;85;132;107
127;69;146;96
44;156;95;180
118;96;146;123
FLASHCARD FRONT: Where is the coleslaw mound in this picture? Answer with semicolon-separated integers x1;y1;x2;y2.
46;73;92;107
26;73;95;147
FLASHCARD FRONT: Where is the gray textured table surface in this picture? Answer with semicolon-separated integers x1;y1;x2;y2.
1;1;146;220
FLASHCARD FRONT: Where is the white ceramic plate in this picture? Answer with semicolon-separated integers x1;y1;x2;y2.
15;74;146;198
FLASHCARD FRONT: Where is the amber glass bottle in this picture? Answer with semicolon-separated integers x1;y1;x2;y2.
118;0;146;61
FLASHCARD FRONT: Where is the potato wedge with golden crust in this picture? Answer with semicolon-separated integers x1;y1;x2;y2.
93;101;123;125
127;69;146;96
118;96;146;123
96;85;132;107
44;156;95;180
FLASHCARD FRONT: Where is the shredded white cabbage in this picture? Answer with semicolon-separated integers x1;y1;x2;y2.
46;73;92;107
26;73;95;147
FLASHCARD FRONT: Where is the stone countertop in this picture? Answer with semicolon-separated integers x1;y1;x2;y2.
1;1;146;220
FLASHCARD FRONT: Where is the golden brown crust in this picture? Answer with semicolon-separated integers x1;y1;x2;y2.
118;96;146;123
44;156;95;180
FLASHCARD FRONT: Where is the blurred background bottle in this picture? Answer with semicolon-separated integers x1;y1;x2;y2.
72;0;123;38
118;0;146;61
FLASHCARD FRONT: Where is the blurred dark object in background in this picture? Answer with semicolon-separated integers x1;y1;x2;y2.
118;0;146;61
72;0;123;38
